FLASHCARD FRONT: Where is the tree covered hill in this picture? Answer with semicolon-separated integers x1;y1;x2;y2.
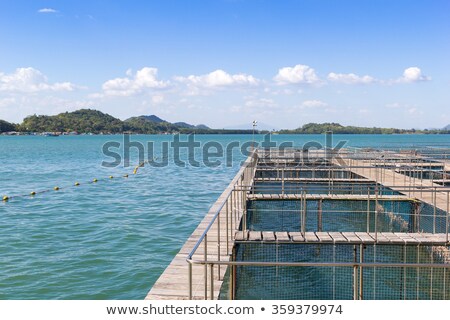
19;109;124;133
3;110;449;135
279;122;450;134
0;119;17;133
10;109;237;134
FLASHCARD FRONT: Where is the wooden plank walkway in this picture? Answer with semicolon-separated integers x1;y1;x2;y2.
235;231;449;245
145;164;249;300
254;178;372;183
248;193;411;201
256;167;356;171
341;157;450;212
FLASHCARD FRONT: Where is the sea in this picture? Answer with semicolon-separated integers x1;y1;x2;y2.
0;134;449;299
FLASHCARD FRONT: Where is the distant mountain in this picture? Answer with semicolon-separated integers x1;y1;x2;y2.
125;115;166;123
443;124;450;131
173;122;210;130
173;121;194;128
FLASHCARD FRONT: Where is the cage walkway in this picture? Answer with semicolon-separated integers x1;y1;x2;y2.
234;231;449;245
248;193;411;201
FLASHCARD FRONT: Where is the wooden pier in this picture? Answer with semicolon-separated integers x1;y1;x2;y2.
146;148;450;300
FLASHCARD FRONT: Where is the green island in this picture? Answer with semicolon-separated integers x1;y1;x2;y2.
1;109;449;135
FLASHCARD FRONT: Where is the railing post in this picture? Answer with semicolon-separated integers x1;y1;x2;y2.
375;186;379;242
353;245;358;300
359;244;364;300
367;188;370;233
188;262;193;299
242;187;247;234
217;206;221;281
230;190;234;242
433;187;437;234
229;247;236;300
210;263;214;300
226;195;230;256
318;199;323;232
204;235;208;299
447;191;449;243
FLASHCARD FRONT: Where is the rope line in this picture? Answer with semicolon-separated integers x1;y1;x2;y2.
2;160;152;203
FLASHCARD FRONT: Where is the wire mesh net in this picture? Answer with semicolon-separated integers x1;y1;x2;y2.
253;181;400;195
219;243;450;300
245;199;431;233
255;169;364;180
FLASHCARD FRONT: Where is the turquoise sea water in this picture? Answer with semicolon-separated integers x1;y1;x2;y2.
0;134;449;299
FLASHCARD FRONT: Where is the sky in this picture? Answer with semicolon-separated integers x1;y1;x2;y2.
0;0;449;129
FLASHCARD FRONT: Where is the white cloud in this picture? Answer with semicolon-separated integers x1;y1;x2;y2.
397;67;431;83
0;97;16;109
102;67;168;96
274;64;319;85
327;72;376;84
0;67;76;92
358;108;370;114
175;69;259;88
244;98;277;108
151;95;164;104
38;8;58;13
299;100;328;109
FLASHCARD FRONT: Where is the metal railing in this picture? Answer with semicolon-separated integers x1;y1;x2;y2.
186;150;258;299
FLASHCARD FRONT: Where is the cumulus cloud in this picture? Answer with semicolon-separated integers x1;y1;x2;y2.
175;69;259;88
327;72;376;84
38;8;58;13
0;67;76;92
397;67;431;83
102;67;168;96
274;64;319;85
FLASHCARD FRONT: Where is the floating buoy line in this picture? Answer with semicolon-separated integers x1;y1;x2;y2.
2;160;149;203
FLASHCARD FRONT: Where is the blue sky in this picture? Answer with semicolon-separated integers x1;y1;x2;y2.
0;0;449;129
